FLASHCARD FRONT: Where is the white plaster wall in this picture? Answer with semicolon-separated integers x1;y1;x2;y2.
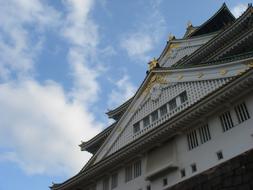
93;156;150;190
91;92;253;190
152;92;253;190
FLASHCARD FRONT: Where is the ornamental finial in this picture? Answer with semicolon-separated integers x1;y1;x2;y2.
148;57;159;71
168;33;175;41
187;20;192;28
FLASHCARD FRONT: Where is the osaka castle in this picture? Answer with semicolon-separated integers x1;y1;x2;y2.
51;3;253;190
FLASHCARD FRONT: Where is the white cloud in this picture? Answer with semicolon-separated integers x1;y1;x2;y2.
61;0;102;104
108;75;136;108
121;34;153;61
0;0;60;80
0;0;105;177
120;0;166;62
0;80;102;175
231;3;247;18
62;0;98;48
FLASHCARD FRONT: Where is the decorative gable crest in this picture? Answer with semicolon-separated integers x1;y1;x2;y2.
143;73;168;100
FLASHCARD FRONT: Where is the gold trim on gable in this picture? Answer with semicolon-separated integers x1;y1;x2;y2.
165;43;180;58
219;69;227;76
143;73;168;95
248;61;253;68
197;72;204;78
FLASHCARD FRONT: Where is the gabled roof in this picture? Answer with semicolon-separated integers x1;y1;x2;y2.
51;64;253;190
188;3;235;38
106;97;133;120
79;122;116;154
173;4;253;68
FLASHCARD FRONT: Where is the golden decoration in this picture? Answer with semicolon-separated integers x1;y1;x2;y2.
237;70;245;76
168;33;175;41
248;61;253;68
177;75;183;80
169;43;179;49
149;58;159;71
219;69;227;76
165;43;180;58
197;72;204;78
187;20;192;28
143;73;168;94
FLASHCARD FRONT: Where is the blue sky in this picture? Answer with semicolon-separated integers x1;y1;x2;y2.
0;0;250;189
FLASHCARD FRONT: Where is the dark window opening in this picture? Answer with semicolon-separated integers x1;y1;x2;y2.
179;91;188;104
160;104;168;116
217;151;224;160
180;169;186;178
163;178;168;186
169;98;177;110
143;116;150;127
191;164;197;173
133;122;140;134
151;110;159;122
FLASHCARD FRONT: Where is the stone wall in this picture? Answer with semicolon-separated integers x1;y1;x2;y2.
169;149;253;190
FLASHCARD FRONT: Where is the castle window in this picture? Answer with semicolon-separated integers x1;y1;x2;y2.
180;169;186;178
133;122;140;134
163;178;168;186
133;160;142;178
103;177;109;190
219;111;234;132
111;173;118;189
125;165;132;182
187;129;199;150
169;98;177;110
146;185;151;190
151;110;159;122
234;102;250;123
216;151;223;160
191;163;197;173
143;116;150;127
160;104;168;116
198;124;211;144
179;91;188;104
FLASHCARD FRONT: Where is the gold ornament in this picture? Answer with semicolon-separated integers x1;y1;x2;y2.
143;73;168;94
149;58;159;71
197;72;204;78
219;69;227;76
177;75;183;80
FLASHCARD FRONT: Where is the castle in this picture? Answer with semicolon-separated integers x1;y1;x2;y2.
51;3;253;190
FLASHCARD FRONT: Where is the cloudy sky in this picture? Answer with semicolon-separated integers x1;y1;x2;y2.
0;0;249;189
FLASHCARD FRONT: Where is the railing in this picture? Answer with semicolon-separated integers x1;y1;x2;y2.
133;101;190;139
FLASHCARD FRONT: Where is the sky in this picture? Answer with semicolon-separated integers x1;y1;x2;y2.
0;0;250;189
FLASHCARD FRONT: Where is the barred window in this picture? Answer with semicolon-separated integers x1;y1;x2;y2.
111;173;118;189
125;165;132;182
103;178;109;190
179;91;188;104
187;129;199;150
151;110;158;122
133;122;140;134
219;111;234;132
234;102;250;123
133;160;142;178
143;116;150;128
198;124;211;144
169;98;177;110
160;104;168;116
